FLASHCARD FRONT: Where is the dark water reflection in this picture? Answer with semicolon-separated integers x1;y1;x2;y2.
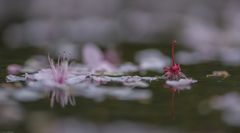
1;46;240;133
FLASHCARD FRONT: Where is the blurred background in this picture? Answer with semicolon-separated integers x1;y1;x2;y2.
1;0;240;133
0;0;240;64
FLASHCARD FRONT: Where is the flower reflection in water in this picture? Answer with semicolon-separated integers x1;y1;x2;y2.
163;79;197;118
161;41;197;118
29;56;76;107
6;54;156;107
48;87;76;108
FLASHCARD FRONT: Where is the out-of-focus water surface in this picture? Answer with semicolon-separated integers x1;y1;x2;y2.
0;44;240;133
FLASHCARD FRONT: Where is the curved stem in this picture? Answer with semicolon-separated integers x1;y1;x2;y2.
171;40;176;65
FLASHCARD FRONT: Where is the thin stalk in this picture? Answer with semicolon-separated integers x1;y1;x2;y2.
171;40;176;65
170;89;176;120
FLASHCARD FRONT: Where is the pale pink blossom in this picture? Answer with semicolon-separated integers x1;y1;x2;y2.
7;64;22;75
82;43;116;72
82;43;138;73
32;56;75;107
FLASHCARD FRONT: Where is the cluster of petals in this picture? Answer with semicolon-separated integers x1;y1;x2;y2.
5;41;198;107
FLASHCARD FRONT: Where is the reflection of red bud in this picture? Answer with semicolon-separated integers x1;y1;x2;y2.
163;83;177;93
171;88;177;93
163;82;177;119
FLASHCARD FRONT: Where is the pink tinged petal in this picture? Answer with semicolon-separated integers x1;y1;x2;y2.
48;56;56;72
47;56;69;84
82;43;105;69
7;64;22;75
104;48;121;65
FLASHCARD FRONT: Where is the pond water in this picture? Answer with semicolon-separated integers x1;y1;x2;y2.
0;44;240;133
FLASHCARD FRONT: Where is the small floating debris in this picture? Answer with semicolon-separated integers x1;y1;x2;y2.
206;71;230;78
